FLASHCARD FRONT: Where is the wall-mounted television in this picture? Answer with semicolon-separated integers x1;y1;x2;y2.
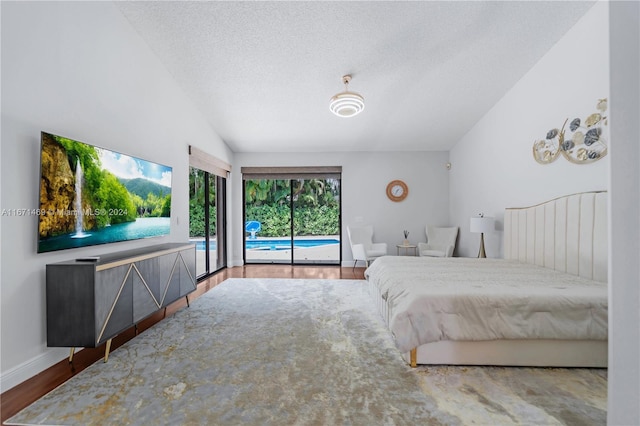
38;132;172;253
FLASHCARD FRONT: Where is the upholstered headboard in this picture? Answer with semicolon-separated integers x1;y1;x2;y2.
504;191;608;282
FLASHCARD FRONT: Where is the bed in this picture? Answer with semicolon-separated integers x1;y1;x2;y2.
364;191;608;368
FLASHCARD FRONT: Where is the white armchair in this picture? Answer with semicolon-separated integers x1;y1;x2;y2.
347;225;388;270
418;225;458;257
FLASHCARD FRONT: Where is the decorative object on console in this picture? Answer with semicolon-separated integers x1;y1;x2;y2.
533;98;608;165
329;75;365;118
403;230;410;245
386;180;408;202
470;214;494;258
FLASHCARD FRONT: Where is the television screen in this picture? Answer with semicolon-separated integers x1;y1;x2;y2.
38;132;172;253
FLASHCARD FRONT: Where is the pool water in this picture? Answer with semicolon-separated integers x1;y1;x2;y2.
194;238;339;251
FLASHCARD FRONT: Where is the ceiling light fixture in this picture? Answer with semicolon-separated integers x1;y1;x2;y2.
329;75;365;118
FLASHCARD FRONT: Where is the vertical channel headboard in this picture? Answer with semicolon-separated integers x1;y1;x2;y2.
504;191;608;282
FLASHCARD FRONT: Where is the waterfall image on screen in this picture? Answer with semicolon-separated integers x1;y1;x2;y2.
71;157;90;239
37;132;172;253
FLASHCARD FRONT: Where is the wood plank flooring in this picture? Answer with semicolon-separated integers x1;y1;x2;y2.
0;265;365;424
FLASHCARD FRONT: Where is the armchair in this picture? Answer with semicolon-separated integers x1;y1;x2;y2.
418;225;458;257
347;225;388;270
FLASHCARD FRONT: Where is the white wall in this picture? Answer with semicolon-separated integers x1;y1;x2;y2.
608;1;640;424
449;3;609;258
232;151;450;266
0;2;232;391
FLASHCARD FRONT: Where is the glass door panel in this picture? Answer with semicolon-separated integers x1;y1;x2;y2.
243;177;340;265
189;167;207;277
292;178;340;265
214;175;227;270
244;179;292;264
190;166;226;278
207;176;217;272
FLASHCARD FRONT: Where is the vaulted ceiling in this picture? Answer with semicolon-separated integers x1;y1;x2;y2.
116;1;595;153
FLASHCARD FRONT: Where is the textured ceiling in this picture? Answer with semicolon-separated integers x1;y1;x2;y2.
116;1;595;153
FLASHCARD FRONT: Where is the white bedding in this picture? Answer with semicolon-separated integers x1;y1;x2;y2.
364;256;608;353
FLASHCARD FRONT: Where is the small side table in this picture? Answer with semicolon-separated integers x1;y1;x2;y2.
396;244;417;256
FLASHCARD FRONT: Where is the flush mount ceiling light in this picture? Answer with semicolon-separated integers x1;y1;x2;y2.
329;75;365;118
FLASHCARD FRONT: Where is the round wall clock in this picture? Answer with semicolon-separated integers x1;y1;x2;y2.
386;180;408;202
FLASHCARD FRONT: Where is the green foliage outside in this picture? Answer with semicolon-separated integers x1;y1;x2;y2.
54;135;169;228
189;167;217;238
245;204;339;237
244;178;340;237
189;202;215;238
244;179;339;209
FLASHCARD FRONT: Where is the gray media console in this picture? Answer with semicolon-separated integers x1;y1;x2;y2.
46;243;196;361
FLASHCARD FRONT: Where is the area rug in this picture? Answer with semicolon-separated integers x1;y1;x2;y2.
6;278;607;425
414;366;606;425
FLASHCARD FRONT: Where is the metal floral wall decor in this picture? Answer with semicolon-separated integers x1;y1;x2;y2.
533;98;608;165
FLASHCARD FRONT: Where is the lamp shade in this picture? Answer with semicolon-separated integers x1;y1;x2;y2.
470;216;494;233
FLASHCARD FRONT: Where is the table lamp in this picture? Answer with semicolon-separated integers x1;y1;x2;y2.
470;214;494;258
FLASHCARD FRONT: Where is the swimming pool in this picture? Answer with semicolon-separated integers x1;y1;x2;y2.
194;238;339;251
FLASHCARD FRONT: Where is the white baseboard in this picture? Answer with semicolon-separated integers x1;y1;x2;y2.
0;347;71;393
341;260;365;268
228;257;244;267
228;259;361;269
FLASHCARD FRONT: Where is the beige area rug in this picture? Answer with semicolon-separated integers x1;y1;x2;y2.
7;278;606;425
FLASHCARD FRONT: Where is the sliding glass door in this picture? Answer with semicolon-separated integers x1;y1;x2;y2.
242;167;341;265
292;178;340;264
189;166;227;278
244;179;291;264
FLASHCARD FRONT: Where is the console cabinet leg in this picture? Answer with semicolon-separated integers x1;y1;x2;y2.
410;348;417;368
69;347;75;363
104;339;112;363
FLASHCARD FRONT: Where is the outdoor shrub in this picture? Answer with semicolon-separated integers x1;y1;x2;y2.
245;204;339;237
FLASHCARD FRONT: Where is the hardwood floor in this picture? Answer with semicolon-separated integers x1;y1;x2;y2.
0;265;365;424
